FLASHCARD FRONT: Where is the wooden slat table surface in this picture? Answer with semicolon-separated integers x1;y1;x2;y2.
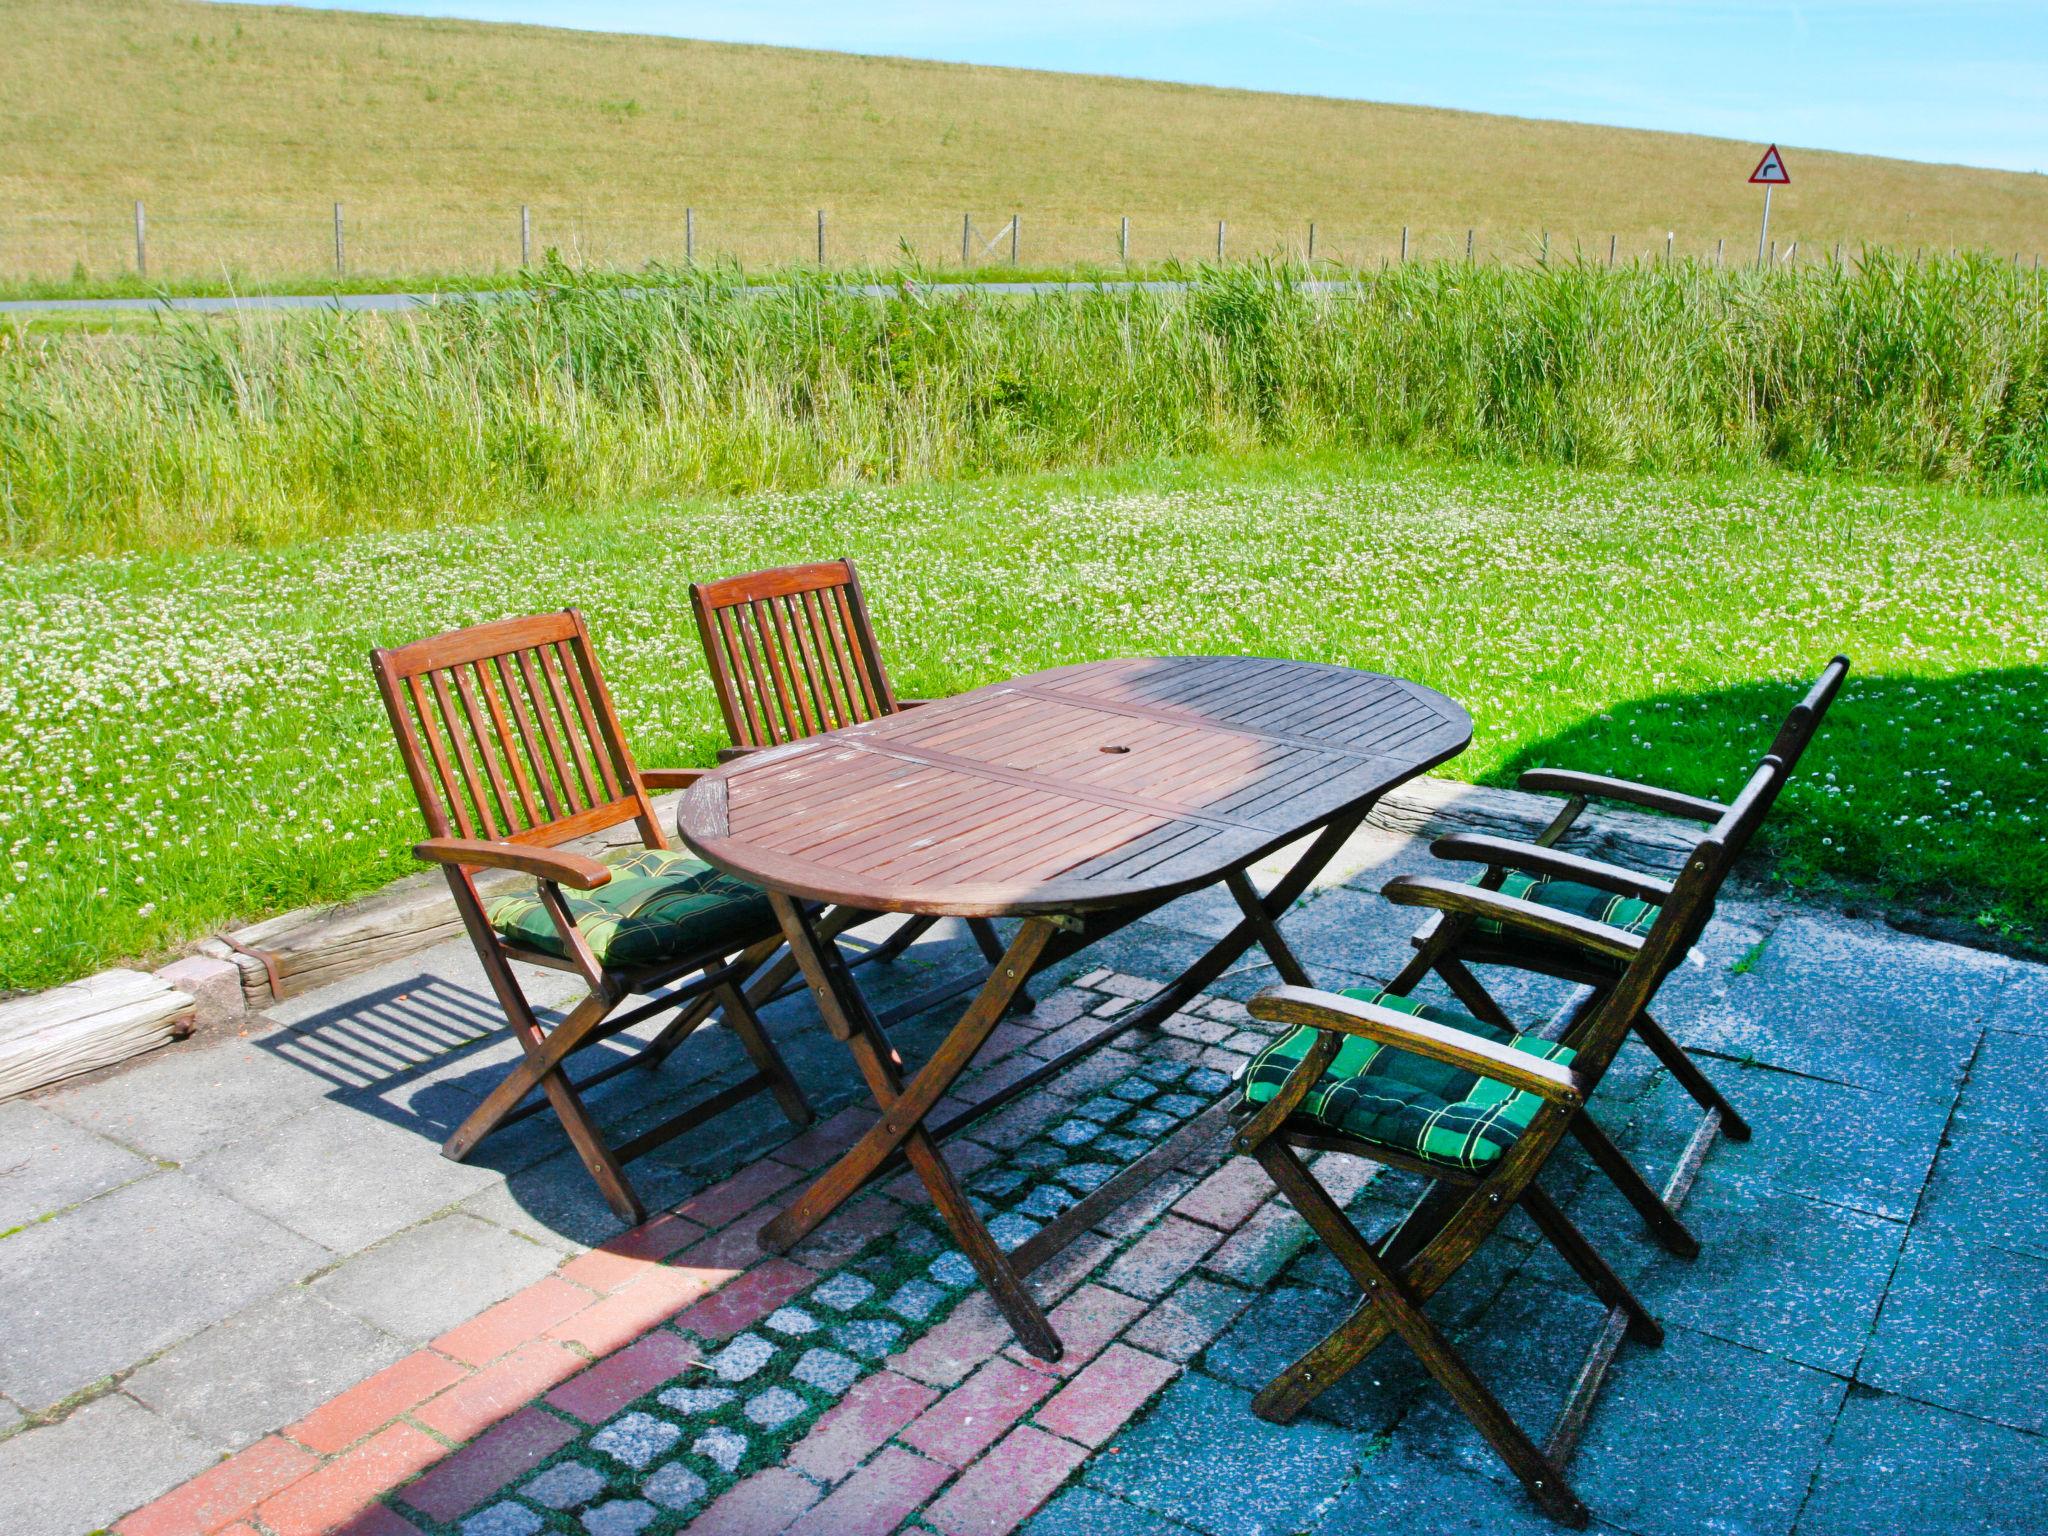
680;656;1472;916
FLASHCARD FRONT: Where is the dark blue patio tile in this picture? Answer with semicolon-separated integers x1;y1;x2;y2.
1859;1229;2048;1433
1917;1031;2048;1259
1085;1372;1370;1536
1308;1440;1606;1536
1526;1171;1905;1376
1202;1284;1428;1432
1671;916;1989;1098
1980;956;2048;1038
1617;1063;1949;1223
1566;1324;1845;1536
1795;1385;2048;1536
1025;1486;1202;1536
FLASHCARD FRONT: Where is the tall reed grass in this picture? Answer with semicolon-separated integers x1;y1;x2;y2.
3;253;2043;555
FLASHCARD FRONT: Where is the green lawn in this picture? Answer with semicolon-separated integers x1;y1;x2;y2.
3;451;2042;992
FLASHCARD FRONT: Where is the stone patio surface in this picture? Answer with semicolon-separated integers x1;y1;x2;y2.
2;826;2043;1536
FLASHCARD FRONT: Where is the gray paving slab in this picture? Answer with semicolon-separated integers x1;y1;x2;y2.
0;1392;215;1536
1795;1385;2048;1536
1308;1441;1577;1536
1566;1324;1846;1536
44;1031;338;1163
460;1143;701;1253
1594;1178;1907;1377
1859;1228;2048;1433
1617;1062;1949;1222
1981;954;2048;1037
1916;1029;2048;1258
124;1285;407;1452
0;1100;153;1231
0;1173;327;1411
1202;1282;1431;1432
1676;914;1997;1096
1087;1371;1369;1536
1026;1486;1201;1536
185;1096;499;1251
312;1212;564;1343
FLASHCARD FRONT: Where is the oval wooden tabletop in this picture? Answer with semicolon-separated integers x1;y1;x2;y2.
678;656;1471;918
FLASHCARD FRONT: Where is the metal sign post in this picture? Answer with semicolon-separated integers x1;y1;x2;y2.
1749;144;1790;268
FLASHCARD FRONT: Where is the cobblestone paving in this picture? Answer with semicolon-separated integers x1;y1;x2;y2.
12;830;2047;1536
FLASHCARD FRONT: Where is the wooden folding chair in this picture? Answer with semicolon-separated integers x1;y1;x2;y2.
1391;656;1848;1247
370;609;812;1223
688;558;1014;978
1230;757;1793;1526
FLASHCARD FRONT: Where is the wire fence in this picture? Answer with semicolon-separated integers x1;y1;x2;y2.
6;203;2043;286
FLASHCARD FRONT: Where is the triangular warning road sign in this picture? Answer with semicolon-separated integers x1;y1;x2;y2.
1749;145;1791;185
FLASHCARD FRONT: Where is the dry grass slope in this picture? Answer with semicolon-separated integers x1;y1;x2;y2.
4;0;2046;282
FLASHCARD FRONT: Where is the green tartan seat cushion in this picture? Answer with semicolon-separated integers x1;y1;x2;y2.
484;846;774;970
1239;989;1575;1172
1467;869;1661;971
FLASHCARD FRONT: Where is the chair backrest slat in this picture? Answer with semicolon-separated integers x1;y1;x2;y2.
372;610;663;855
691;560;901;749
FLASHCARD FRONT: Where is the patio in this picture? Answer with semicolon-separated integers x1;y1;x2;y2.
4;820;2044;1536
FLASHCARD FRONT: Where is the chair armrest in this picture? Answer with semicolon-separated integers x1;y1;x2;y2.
1250;984;1583;1104
894;698;933;710
641;768;707;791
413;838;612;890
1382;875;1647;964
1515;769;1728;823
1429;834;1674;906
715;744;766;764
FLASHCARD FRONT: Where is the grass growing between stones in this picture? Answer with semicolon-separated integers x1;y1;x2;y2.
1;451;2041;992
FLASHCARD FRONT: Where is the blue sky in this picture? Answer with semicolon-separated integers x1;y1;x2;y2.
261;2;2047;173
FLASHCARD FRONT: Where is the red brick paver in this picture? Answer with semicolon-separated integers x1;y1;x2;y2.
396;1406;578;1522
546;1329;701;1424
686;1466;823;1536
901;1356;1058;1467
116;1434;319;1536
888;1292;1014;1389
1100;1214;1223;1300
557;1212;707;1293
1009;1283;1146;1378
785;1446;953;1536
924;1424;1088;1536
670;1255;815;1341
255;1423;444;1536
413;1339;583;1441
677;1154;807;1227
788;1370;940;1483
1033;1343;1180;1447
543;1262;718;1354
1174;1156;1276;1230
285;1351;470;1457
431;1277;593;1367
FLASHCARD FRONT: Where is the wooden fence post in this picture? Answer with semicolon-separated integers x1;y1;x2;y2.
1120;215;1129;264
963;213;972;266
1465;227;1474;262
1665;230;1673;263
1716;236;1724;268
133;200;146;277
520;204;531;266
1010;213;1019;265
816;208;825;265
1216;219;1226;260
1305;220;1315;261
333;202;345;277
685;207;694;264
1400;225;1408;263
1540;229;1549;264
1607;233;1617;267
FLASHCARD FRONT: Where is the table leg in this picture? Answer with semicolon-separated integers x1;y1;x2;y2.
759;892;1067;1360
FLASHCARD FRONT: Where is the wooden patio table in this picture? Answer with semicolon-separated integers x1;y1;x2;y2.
679;655;1470;1359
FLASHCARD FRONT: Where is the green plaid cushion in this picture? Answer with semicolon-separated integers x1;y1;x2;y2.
484;846;774;970
1238;989;1575;1172
1468;870;1660;970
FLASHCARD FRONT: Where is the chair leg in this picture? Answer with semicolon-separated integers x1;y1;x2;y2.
1635;1010;1753;1142
718;980;813;1128
1519;1183;1663;1346
1570;1111;1700;1259
1252;1139;1589;1528
967;917;1032;1012
866;913;936;965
